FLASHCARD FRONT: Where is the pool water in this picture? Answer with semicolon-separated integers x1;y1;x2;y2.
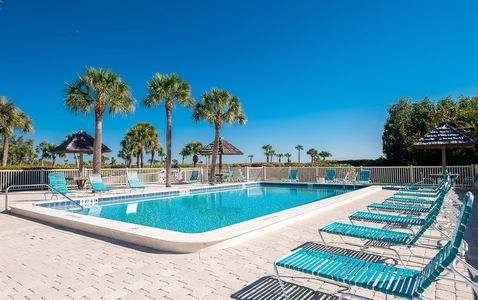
72;185;355;233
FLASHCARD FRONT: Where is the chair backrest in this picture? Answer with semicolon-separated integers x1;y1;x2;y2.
409;191;447;245
289;169;298;180
238;169;245;180
325;169;335;181
89;173;106;189
359;170;371;182
127;171;142;187
190;170;199;181
48;173;69;194
415;192;474;296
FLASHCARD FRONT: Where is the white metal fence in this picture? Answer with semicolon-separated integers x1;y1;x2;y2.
0;165;476;191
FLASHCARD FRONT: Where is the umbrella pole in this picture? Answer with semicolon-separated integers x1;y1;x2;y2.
441;147;446;173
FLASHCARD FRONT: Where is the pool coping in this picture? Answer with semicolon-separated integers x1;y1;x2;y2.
10;183;381;253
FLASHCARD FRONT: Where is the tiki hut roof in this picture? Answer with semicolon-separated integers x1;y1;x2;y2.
199;137;243;155
53;130;112;154
414;122;476;149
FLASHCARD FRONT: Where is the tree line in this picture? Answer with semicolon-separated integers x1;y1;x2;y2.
256;144;332;163
382;96;478;165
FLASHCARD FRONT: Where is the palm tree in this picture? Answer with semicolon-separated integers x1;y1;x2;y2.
318;150;332;160
125;123;159;168
284;152;292;163
147;139;162;168
262;144;272;162
248;154;254;163
118;135;134;167
144;73;193;187
179;146;192;164
36;141;52;166
277;153;284;163
306;148;318;162
268;149;276;162
185;142;204;167
193;88;246;182
65;67;135;173
0;97;33;166
295;144;304;163
49;143;58;166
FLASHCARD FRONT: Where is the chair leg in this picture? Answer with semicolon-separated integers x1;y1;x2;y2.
273;264;291;300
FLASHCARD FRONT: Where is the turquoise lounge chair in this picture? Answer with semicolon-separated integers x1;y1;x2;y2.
288;169;299;182
223;171;234;182
402;173;448;192
88;173;112;192
370;176;456;214
127;171;146;189
357;169;371;184
48;173;77;196
238;169;246;182
385;196;435;205
463;172;478;186
350;195;444;227
324;169;335;183
274;192;475;300
185;170;200;183
320;191;448;250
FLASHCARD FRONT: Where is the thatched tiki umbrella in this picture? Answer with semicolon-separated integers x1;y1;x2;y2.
414;122;476;172
53;130;112;173
199;137;243;172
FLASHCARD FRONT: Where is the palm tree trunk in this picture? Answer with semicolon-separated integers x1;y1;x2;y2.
150;150;155;168
127;154;132;168
52;154;56;166
165;103;173;187
1;135;9;166
136;152;140;168
93;114;103;173
210;124;221;183
140;145;145;168
298;151;300;163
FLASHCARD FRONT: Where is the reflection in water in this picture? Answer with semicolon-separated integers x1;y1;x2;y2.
77;185;357;233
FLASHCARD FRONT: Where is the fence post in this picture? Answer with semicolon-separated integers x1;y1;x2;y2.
410;165;414;183
315;166;319;182
263;166;267;181
245;167;249;181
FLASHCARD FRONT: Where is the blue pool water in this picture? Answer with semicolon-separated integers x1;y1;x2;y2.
71;184;357;233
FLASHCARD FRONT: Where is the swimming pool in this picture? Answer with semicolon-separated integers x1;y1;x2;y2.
70;184;355;233
11;182;381;252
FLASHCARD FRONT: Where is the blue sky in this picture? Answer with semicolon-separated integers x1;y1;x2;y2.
1;1;478;164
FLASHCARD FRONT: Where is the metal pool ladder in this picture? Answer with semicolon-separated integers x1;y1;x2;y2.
4;184;84;211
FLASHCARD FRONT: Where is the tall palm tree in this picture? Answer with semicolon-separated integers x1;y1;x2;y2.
65;67;135;173
307;148;318;162
144;73;193;187
248;154;254;163
0;97;33;166
284;152;292;163
262;144;272;162
185;141;204;167
193;88;246;182
295;144;304;163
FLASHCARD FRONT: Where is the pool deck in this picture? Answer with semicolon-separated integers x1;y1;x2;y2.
1;186;477;299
